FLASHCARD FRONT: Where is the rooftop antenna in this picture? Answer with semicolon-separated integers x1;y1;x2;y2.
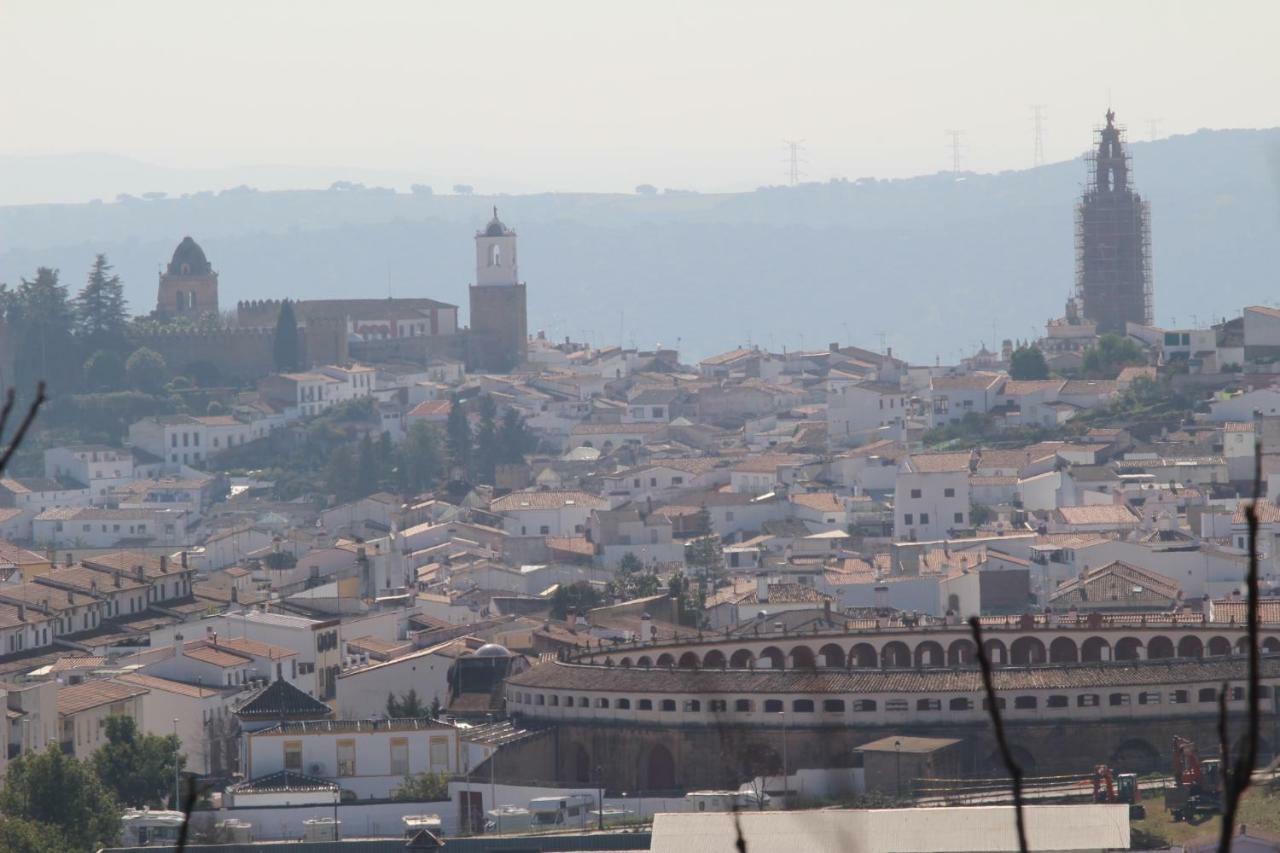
1146;118;1163;142
945;130;964;174
1030;105;1047;167
877;331;888;354
784;139;806;186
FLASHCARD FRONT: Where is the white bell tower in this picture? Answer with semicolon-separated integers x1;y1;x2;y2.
475;207;518;287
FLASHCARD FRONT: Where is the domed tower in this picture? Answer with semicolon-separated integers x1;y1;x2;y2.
157;236;219;319
468;208;528;371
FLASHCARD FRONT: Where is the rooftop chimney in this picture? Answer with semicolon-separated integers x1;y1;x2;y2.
17;603;25;622
160;555;168;573
180;551;188;569
756;575;770;604
113;571;122;589
64;553;72;567
174;633;184;659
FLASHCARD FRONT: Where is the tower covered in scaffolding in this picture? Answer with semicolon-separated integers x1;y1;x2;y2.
1075;109;1153;333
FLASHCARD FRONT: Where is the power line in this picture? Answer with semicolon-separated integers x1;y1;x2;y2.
945;130;964;174
783;139;806;186
1030;105;1047;166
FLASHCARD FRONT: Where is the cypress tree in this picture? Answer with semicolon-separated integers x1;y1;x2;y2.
74;254;129;355
273;300;300;372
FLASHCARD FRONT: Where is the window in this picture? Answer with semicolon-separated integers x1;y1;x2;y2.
792;699;815;713
1171;690;1189;704
709;699;727;712
595;698;609;709
1077;694;1100;707
1138;691;1161;705
954;513;964;523
672;476;683;485
822;699;846;713
903;514;913;526
660;699;676;712
1198;688;1218;703
886;699;908;712
616;698;630;709
429;737;449;770
919;513;930;525
390;737;409;776
910;489;922;499
983;697;1006;711
1231;686;1245;701
535;694;545;706
638;699;653;710
949;697;973;711
1109;693;1131;706
1014;696;1037;710
284;740;303;771
1047;695;1069;708
916;698;941;711
577;697;589;708
539;525;551;535
550;695;559;706
853;700;877;712
944;488;955;498
764;699;784;713
735;699;754;712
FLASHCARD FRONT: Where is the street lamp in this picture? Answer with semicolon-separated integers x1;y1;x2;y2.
172;718;180;810
894;739;902;799
595;765;604;831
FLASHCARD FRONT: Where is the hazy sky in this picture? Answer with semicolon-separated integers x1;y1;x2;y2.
2;0;1278;193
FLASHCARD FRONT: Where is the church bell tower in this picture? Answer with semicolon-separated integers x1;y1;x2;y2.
468;209;528;372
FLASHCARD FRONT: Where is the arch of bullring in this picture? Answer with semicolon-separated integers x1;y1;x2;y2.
497;616;1280;792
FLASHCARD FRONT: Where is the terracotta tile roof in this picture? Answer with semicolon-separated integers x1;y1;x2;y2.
0;540;48;566
1048;560;1182;605
731;454;812;474
408;400;453;418
508;656;1280;695
1233;500;1280;525
1053;505;1140;526
790;492;843;513
931;372;1004;391
1211;598;1280;624
904;451;973;474
1001;380;1066;396
1061;379;1119;396
228;770;337;794
181;642;252;668
215;636;297;660
116;672;224;699
546;536;595;557
57;679;149;716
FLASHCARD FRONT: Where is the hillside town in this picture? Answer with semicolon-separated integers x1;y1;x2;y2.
2;107;1280;850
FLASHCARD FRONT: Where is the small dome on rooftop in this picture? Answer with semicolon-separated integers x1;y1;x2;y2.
474;643;511;658
482;206;511;237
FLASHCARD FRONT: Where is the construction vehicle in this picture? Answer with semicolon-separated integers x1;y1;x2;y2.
1092;764;1145;819
1165;736;1222;822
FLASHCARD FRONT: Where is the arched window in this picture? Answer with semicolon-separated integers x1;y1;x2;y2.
683;699;701;712
638;699;653;710
490;244;501;267
822;699;845;713
660;699;676;711
792;699;815;713
763;699;783;713
1046;695;1069;708
735;699;754;712
616;698;631;709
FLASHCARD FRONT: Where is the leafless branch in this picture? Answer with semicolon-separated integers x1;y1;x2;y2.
0;382;46;475
1217;442;1263;851
969;616;1027;853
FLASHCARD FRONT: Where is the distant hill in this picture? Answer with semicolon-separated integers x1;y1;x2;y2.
2;128;1278;362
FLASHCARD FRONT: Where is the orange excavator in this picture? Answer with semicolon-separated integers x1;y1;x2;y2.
1166;736;1222;822
1092;764;1145;819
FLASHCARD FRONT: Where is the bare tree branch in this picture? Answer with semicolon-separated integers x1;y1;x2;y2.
0;382;45;475
1217;441;1263;851
969;616;1027;853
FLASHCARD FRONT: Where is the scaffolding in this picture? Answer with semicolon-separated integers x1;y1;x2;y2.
1074;112;1153;333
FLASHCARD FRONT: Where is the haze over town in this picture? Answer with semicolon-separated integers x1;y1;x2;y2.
1;3;1279;853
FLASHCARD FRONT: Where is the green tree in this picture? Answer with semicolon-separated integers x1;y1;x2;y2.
325;445;358;501
3;267;79;396
74;254;129;355
398;422;444;492
273;299;300;372
550;581;603;620
0;817;68;853
619;552;643;574
386;688;428;718
497;407;534;463
0;743;120;851
474;395;499;483
91;716;184;809
445;397;471;478
391;771;450;802
355;433;378;497
1082;334;1146;379
685;534;724;578
125;347;168;394
1008;345;1049;380
83;349;126;391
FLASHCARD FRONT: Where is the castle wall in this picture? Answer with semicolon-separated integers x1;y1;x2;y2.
129;318;349;384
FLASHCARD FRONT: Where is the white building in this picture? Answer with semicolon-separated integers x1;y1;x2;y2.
244;719;460;800
894;452;972;542
32;506;189;548
826;381;908;448
128;414;257;468
44;445;135;503
489;490;609;537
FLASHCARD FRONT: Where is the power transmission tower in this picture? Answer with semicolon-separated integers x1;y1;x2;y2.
945;130;964;174
783;139;806;186
1146;118;1162;141
1030;104;1047;166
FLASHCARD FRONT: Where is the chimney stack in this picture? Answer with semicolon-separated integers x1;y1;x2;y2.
17;603;25;622
180;551;188;569
756;575;770;604
114;571;122;589
160;555;168;573
64;552;72;567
